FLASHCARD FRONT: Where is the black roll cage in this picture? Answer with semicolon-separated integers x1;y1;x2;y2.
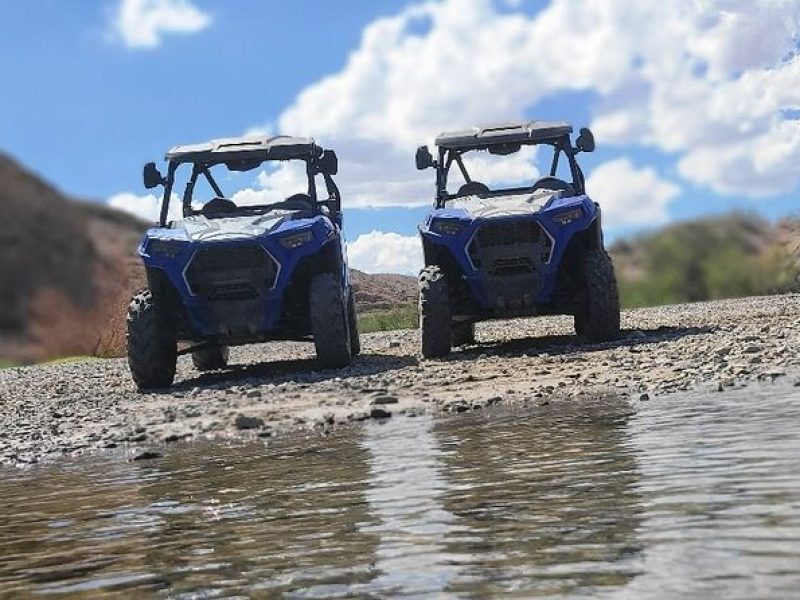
433;134;586;208
158;156;342;226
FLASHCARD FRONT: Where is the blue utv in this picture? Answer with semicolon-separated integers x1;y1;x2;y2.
415;121;620;358
127;135;360;390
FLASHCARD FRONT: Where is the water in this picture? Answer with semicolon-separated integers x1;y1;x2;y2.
1;385;799;598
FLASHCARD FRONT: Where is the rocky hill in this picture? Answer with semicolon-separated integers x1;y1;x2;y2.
350;269;416;310
0;154;145;362
0;153;418;363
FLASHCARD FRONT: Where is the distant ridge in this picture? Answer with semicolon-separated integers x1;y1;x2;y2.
350;269;417;311
0;153;146;361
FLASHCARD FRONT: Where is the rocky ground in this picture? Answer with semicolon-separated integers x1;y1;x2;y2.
2;294;800;466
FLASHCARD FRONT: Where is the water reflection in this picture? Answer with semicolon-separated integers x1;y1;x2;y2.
434;398;644;597
614;390;800;599
139;440;383;598
0;385;799;597
359;415;466;596
0;437;383;597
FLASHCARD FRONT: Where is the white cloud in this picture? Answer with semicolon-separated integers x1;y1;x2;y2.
275;0;567;209
581;1;800;196
241;122;275;138
229;161;309;206
586;159;680;227
111;0;211;49
347;230;422;275
460;146;540;189
107;192;183;222
108;0;800;228
238;153;435;209
271;0;800;208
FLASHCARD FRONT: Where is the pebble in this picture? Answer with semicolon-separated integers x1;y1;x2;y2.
3;294;800;466
370;395;399;405
163;432;192;443
234;414;265;430
130;450;161;461
370;407;392;419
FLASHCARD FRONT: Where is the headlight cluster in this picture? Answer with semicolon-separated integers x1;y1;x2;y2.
147;238;185;258
552;207;583;225
432;219;465;236
279;229;314;249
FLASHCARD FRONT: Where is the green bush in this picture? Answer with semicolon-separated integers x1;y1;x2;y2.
614;214;800;308
358;304;418;333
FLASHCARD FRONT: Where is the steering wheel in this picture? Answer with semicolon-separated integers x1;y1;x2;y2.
531;176;572;194
457;181;490;196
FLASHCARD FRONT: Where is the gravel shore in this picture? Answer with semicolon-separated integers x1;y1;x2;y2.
2;294;799;466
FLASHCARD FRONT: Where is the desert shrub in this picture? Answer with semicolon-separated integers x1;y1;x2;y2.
358;304;419;333
615;214;800;308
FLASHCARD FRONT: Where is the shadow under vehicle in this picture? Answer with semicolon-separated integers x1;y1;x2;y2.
416;121;620;358
127;135;360;390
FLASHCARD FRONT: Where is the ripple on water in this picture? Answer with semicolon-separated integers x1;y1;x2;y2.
0;384;798;597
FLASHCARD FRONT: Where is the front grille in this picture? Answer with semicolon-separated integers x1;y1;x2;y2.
205;282;260;301
467;219;552;312
468;219;552;272
185;244;278;301
488;256;536;277
477;220;542;247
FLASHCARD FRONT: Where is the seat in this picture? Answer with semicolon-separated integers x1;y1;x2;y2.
280;193;315;211
201;197;238;215
457;181;490;196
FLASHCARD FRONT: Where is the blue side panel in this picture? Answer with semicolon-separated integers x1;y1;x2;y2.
139;215;338;337
419;195;598;310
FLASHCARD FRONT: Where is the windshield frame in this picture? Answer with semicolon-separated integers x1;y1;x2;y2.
158;156;341;226
432;133;585;208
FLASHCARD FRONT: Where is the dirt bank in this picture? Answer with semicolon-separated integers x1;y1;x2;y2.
1;294;799;465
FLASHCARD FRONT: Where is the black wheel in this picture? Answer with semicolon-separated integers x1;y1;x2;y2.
310;273;352;368
452;321;475;347
126;289;177;390
578;249;620;342
347;287;361;356
419;265;451;358
192;346;229;371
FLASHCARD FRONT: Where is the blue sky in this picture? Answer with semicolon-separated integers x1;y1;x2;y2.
1;0;799;274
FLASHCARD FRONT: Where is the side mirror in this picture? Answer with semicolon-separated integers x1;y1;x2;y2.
318;150;338;176
143;162;165;189
576;128;595;153
416;145;434;170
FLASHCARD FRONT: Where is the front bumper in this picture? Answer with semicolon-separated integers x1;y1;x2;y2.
465;219;554;312
140;218;336;338
421;197;596;314
181;241;281;337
